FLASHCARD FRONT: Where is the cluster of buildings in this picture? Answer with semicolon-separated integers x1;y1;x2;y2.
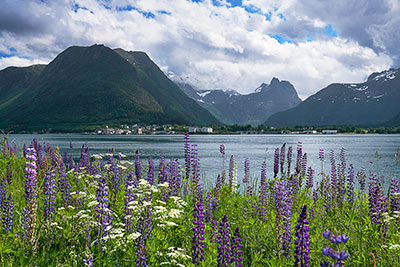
187;127;213;133
284;129;338;134
95;125;158;135
93;125;213;135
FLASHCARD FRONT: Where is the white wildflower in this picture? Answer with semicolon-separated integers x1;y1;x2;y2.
88;200;99;207
165;221;178;227
127;232;141;240
159;182;169;188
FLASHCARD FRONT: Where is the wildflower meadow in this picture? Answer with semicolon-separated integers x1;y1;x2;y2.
0;134;399;266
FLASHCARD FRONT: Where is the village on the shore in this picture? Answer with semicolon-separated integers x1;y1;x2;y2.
89;124;338;135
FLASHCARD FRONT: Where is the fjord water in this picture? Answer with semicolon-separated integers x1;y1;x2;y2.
4;134;400;187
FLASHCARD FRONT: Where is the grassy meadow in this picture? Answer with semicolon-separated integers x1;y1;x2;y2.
0;134;399;266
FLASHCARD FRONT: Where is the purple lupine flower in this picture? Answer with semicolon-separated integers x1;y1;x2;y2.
306;167;314;189
274;180;285;223
301;153;307;178
243;158;250;184
217;215;231;267
294;205;310;267
147;157;154;186
357;166;366;191
135;150;142;181
184;132;191;180
259;161;267;222
168;159;181;196
252;201;258;219
280;143;286;175
321;230;349;266
319;148;325;162
59;158;72;208
323;179;332;213
220;144;225;155
83;227;93;266
158;155;166;184
290;175;299;196
282;180;293;257
346;164;355;206
295;142;303;175
135;239;147;267
389;178;400;212
96;174;113;247
337;149;347;205
191;144;201;200
274;148;280;178
243;158;251;195
287;146;293;175
43;169;56;221
69;139;73;149
215;174;222;197
230;227;243;267
124;172;135;233
111;163;122;199
192;201;205;265
83;251;93;267
339;147;346;174
212;194;219;214
6;161;12;185
330;150;338;202
229;155;235;190
220;144;226;184
23;147;38;245
79;142;89;169
2;191;8;233
368;173;388;228
0;177;6;211
4;195;13;233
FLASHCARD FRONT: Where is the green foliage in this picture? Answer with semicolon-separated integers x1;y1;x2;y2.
1;138;400;266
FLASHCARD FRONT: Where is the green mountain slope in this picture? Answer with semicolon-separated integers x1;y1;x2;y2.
0;45;219;131
0;65;45;109
114;48;220;126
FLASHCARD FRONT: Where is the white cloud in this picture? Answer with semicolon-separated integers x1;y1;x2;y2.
0;56;46;70
0;0;396;99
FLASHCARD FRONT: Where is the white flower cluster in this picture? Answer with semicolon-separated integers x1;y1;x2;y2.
153;196;186;228
159;247;191;266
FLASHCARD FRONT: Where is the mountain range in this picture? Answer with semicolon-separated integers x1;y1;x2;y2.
176;78;302;125
265;68;400;127
1;43;399;131
0;44;220;132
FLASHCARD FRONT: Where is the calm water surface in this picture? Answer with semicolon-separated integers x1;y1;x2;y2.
3;134;400;187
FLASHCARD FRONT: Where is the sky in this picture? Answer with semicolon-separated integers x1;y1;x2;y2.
0;0;399;99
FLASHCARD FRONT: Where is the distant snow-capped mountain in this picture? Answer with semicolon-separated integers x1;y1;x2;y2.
176;77;302;125
266;68;400;127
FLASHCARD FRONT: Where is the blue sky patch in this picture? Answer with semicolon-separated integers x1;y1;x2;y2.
324;24;338;37
158;10;171;15
116;5;155;19
72;3;94;14
226;0;242;7
0;48;16;58
268;34;292;44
